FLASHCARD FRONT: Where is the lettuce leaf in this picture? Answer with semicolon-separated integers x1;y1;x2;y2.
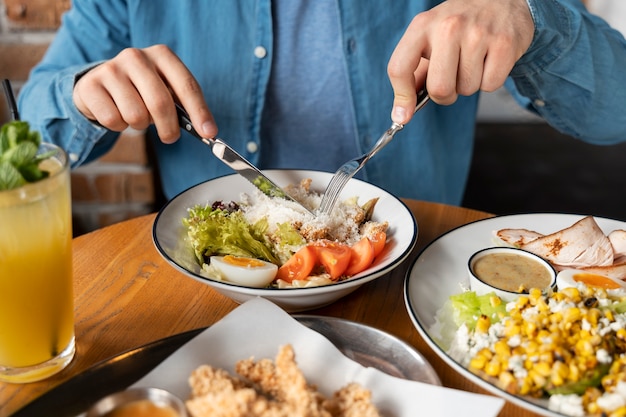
449;291;508;330
183;204;279;265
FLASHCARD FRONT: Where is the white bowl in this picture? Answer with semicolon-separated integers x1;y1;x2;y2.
467;247;556;302
152;170;417;312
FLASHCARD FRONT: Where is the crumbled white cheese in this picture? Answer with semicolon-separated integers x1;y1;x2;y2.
549;394;585;417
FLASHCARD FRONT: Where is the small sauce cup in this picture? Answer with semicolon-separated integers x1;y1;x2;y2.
85;387;187;417
468;247;556;302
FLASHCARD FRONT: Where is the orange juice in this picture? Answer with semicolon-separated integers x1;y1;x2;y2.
0;144;75;383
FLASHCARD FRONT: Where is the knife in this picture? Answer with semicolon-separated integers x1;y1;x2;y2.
176;104;311;213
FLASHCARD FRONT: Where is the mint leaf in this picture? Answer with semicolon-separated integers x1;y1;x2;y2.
0;160;26;190
2;141;38;166
0;121;50;190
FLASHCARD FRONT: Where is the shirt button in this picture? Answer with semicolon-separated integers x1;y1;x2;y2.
69;153;79;162
347;38;357;54
254;46;267;59
246;141;259;153
534;99;546;107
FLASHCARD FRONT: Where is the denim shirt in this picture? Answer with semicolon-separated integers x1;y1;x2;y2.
17;0;626;203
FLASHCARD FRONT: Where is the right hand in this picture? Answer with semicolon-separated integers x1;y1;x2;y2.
387;0;534;125
73;44;217;143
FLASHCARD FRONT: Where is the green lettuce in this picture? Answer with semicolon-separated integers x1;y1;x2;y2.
184;204;279;264
449;291;508;330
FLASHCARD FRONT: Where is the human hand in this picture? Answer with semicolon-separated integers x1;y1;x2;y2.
387;0;534;124
73;44;217;143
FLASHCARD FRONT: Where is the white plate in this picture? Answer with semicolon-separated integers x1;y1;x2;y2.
153;169;417;312
404;213;626;417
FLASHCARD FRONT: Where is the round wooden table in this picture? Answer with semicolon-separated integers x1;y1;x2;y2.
0;200;542;417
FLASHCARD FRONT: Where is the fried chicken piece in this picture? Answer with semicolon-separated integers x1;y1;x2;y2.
324;383;381;417
186;344;380;417
236;345;330;417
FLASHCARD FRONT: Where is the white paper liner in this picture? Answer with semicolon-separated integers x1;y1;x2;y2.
131;297;504;416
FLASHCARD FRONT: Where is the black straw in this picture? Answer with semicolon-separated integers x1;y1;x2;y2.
2;78;20;121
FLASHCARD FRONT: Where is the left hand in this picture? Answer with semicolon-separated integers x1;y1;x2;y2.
387;0;534;124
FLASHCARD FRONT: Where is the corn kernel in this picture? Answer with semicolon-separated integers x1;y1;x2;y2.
476;314;491;333
529;369;546;388
563;307;582;323
489;295;502;308
586;309;600;326
560;286;581;302
499;371;517;393
493;340;511;358
550;362;569;387
469;355;487;370
609;406;626;417
516;296;530;309
485;359;501;377
534;362;552;377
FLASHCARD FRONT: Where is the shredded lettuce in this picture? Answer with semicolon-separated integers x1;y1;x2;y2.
449;291;508;330
431;290;508;349
274;222;306;248
183;204;279;265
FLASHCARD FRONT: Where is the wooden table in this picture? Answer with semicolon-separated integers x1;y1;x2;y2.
0;200;542;417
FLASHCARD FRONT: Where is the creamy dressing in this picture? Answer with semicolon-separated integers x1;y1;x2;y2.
473;253;552;292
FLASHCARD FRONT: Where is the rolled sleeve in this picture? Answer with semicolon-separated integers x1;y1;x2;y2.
508;0;626;144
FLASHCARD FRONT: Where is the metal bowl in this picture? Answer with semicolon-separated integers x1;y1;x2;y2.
85;387;187;417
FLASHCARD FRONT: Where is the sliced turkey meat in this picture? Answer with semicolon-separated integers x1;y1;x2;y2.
494;228;544;247
609;230;626;264
516;216;614;269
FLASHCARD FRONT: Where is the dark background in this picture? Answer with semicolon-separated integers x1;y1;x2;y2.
462;123;626;221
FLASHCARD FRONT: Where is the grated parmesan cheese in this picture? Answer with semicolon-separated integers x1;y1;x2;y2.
239;180;381;251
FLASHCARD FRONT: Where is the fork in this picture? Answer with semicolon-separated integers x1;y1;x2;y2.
317;89;430;215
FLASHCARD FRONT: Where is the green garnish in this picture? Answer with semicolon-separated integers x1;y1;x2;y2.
0;120;52;190
253;175;286;198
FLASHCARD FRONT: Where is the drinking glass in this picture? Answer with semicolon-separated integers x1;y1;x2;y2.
0;142;75;383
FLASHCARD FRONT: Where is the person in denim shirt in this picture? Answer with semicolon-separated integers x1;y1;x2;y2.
17;0;626;204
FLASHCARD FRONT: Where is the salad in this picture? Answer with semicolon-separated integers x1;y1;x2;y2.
433;284;626;417
183;179;388;288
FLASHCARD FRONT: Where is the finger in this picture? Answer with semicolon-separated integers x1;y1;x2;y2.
146;45;218;139
74;73;130;132
98;58;157;131
481;37;518;92
456;30;488;97
109;47;181;142
388;15;431;124
425;21;462;105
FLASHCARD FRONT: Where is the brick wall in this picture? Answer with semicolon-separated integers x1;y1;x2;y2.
0;0;157;236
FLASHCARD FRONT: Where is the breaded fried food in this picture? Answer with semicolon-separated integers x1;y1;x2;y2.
186;344;381;417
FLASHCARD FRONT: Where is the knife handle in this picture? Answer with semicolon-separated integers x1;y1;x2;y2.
175;103;203;139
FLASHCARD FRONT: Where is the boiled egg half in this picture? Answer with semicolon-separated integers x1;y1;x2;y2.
556;269;626;296
210;255;278;288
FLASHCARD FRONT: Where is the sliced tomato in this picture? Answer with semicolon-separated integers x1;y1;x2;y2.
369;231;387;258
345;237;375;276
312;241;352;280
276;246;317;283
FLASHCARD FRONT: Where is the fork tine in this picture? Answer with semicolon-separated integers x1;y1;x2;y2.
319;169;354;214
